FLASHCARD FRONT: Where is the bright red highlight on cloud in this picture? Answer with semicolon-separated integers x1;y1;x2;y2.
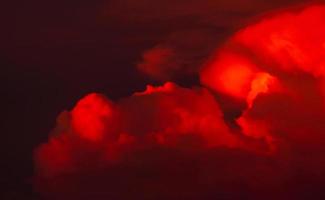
34;4;325;200
71;93;115;141
233;4;325;77
200;52;278;107
201;52;257;99
247;72;277;108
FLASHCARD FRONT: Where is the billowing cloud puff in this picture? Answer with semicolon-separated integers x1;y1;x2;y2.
35;82;260;177
34;82;275;199
201;4;325;96
201;3;325;145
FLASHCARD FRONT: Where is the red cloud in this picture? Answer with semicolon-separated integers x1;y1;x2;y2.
34;4;325;199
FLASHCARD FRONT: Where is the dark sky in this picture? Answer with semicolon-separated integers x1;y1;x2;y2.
1;0;315;198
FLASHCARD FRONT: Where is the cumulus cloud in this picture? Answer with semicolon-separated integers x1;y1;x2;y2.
34;83;251;177
33;82;265;199
34;3;325;200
